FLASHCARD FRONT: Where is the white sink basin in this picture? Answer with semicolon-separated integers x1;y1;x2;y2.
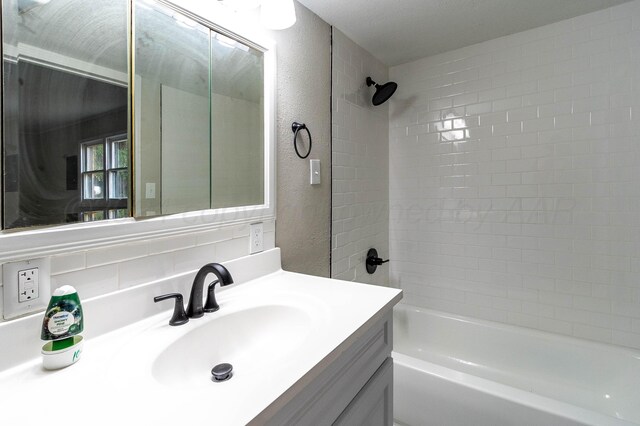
152;304;313;387
111;286;330;394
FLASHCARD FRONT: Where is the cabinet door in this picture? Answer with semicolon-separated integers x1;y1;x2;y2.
333;357;393;426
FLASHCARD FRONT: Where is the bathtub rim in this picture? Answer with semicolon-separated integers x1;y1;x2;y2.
393;303;639;425
392;351;631;426
393;303;640;359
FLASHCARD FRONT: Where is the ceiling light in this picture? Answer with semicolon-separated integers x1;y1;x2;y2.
260;0;296;30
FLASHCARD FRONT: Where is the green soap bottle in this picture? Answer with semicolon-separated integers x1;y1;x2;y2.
41;286;83;351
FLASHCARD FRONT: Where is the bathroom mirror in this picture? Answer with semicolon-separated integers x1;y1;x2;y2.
134;0;265;216
2;0;271;233
2;0;129;229
0;0;275;263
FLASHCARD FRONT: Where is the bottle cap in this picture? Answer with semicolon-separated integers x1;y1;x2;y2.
52;285;77;296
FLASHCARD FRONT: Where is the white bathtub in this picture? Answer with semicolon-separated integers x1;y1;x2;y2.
392;304;640;426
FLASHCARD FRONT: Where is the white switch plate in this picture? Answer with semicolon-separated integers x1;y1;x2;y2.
310;159;321;185
145;182;156;199
250;223;264;254
3;258;51;319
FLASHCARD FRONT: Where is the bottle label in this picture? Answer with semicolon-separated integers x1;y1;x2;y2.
47;311;74;336
42;297;83;341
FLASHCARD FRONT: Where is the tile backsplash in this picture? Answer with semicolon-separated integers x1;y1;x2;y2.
0;220;275;320
389;1;640;349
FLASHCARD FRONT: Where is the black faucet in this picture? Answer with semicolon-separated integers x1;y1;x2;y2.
186;263;234;318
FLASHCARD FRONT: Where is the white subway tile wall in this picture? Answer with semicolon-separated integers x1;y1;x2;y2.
0;220;275;320
332;29;390;285
389;0;640;349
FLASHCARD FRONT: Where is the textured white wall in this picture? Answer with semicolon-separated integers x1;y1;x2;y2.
331;29;389;285
389;0;640;349
271;4;332;277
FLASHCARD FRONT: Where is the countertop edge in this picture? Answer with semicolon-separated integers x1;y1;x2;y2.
250;287;402;424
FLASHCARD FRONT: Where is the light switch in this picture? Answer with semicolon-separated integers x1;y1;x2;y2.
145;183;156;199
310;159;321;185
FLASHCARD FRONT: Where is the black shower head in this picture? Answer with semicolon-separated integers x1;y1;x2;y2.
366;76;398;106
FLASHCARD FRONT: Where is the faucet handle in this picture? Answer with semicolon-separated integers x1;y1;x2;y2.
366;248;389;274
154;293;189;326
204;280;220;313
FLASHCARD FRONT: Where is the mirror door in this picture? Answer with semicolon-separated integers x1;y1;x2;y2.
2;0;129;229
134;0;211;216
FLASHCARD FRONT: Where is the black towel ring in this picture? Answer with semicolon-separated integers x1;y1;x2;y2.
292;122;312;159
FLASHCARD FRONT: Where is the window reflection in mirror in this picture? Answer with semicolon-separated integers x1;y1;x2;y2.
2;0;129;229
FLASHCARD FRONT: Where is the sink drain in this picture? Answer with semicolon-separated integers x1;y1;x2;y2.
211;363;233;382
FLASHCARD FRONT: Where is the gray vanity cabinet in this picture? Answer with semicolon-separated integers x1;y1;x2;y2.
333;358;393;426
260;312;394;426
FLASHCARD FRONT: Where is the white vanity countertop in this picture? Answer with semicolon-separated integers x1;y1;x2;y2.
0;250;401;425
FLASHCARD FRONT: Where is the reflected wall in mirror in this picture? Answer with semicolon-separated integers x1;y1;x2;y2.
2;0;129;229
135;0;265;216
211;33;264;209
134;0;210;216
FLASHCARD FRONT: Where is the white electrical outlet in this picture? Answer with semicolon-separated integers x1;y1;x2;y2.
18;268;39;302
250;222;264;254
3;258;51;319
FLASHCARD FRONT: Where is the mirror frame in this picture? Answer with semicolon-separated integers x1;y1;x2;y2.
0;0;276;263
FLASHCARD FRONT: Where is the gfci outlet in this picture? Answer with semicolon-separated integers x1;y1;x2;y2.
3;258;51;320
18;268;39;302
250;222;264;254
